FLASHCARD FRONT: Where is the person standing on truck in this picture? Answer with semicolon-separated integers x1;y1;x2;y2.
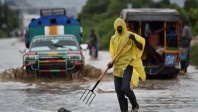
180;17;192;74
107;18;146;112
87;29;100;58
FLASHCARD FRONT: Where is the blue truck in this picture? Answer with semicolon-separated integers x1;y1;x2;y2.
22;8;84;78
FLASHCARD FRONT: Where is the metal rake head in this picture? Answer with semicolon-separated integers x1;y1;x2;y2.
80;88;96;106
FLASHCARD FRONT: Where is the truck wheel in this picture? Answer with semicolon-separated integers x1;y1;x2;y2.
169;73;178;79
36;72;40;78
169;69;179;79
26;66;31;74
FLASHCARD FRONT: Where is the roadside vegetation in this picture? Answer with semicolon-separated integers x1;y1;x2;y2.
0;3;19;38
190;43;198;67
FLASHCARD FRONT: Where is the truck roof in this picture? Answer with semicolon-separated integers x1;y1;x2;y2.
33;34;76;39
120;8;180;21
29;15;79;27
40;8;66;17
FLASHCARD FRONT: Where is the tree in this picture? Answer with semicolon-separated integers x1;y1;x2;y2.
188;8;198;35
184;0;198;12
0;2;19;37
80;0;110;20
183;0;198;35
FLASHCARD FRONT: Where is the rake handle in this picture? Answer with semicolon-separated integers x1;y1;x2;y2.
91;68;108;91
91;39;130;91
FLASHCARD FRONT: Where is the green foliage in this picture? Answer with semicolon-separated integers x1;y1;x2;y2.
97;17;116;49
5;9;19;31
0;3;19;37
81;16;116;49
190;44;198;66
169;1;198;36
0;30;6;38
169;4;187;16
80;0;110;21
184;0;198;12
188;8;198;36
105;0;127;16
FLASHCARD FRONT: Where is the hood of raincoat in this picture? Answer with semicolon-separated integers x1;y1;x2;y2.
110;18;131;59
114;18;128;35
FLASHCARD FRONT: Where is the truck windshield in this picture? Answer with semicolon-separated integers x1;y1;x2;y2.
30;37;78;52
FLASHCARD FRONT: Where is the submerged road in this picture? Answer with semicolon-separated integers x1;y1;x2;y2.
0;38;198;112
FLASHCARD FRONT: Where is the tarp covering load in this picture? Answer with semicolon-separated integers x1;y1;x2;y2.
25;8;82;49
28;15;81;44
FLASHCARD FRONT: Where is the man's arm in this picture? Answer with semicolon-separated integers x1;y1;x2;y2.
129;34;143;50
181;27;187;39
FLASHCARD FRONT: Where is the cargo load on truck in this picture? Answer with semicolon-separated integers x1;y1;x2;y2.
25;8;82;48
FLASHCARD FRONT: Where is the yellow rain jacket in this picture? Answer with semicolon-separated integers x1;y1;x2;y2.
109;18;146;87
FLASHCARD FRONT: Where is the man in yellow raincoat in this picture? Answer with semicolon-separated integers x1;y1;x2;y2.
107;18;146;112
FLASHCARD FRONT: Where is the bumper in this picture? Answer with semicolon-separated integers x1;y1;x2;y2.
145;65;179;76
22;53;84;74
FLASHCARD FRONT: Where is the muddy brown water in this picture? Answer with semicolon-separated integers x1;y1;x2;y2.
0;64;104;82
0;38;198;112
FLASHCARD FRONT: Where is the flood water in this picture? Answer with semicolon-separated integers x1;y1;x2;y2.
0;38;198;112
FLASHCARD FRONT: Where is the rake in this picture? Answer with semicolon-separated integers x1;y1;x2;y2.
80;38;130;106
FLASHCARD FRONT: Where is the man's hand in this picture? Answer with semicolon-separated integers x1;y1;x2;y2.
107;62;113;69
129;34;135;41
129;33;143;50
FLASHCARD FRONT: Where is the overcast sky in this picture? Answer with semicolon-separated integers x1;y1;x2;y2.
153;0;185;7
170;0;185;7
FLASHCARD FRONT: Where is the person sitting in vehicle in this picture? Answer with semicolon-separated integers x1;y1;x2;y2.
166;24;177;47
87;29;100;58
127;21;138;33
144;23;165;49
144;23;165;64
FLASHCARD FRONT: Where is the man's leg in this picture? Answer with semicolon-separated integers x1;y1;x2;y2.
121;65;139;109
94;44;98;58
185;48;191;73
88;44;92;55
114;76;128;112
